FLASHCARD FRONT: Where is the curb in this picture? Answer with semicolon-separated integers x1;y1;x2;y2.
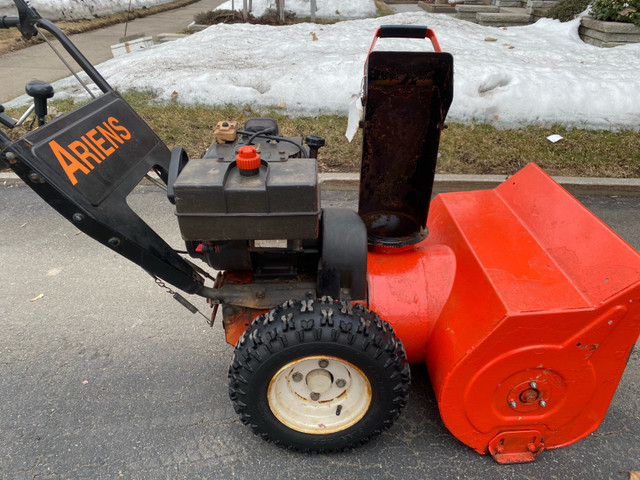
3;171;639;197
319;173;640;197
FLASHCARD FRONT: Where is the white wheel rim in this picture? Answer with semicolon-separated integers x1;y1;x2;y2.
267;355;372;434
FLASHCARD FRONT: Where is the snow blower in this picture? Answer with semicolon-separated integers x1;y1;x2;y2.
2;0;639;463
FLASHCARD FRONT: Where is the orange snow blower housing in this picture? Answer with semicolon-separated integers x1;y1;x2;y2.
359;26;640;463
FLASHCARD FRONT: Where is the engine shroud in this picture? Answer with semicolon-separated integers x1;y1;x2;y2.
173;137;319;242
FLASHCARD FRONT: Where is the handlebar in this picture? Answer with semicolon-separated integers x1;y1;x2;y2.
0;1;112;94
0;103;13;148
376;25;430;39
0;16;19;28
364;25;443;75
0;104;18;129
366;25;443;60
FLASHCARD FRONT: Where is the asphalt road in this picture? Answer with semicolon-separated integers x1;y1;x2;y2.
1;184;639;480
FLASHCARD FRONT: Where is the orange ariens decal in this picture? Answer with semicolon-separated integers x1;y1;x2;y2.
49;116;132;186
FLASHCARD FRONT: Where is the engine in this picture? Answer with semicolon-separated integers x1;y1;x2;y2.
171;118;324;281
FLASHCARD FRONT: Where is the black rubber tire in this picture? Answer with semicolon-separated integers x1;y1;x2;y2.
228;297;410;452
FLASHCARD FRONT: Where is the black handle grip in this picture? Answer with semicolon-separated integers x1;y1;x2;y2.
0;16;19;28
377;25;429;39
0;112;17;129
0;103;17;128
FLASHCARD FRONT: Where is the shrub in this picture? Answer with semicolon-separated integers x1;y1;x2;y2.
194;8;297;25
591;0;640;26
194;9;248;25
545;0;590;21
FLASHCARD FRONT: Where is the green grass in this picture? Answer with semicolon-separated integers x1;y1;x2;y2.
438;123;640;178
5;91;640;178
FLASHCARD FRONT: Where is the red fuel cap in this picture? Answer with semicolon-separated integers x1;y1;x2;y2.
236;145;261;171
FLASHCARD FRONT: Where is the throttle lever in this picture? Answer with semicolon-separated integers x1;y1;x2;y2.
25;80;54;126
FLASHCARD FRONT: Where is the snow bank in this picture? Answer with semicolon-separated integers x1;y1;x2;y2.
6;12;640;129
215;0;378;19
0;0;177;20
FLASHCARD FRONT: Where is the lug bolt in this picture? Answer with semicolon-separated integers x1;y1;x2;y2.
310;392;320;401
540;400;547;407
335;379;346;388
529;381;537;389
509;400;518;408
318;359;329;368
292;372;303;382
527;443;537;452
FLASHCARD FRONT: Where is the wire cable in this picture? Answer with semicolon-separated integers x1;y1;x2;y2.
237;129;308;158
36;25;96;99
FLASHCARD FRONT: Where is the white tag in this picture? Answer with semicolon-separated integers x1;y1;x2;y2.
547;134;563;143
254;239;287;249
345;93;363;143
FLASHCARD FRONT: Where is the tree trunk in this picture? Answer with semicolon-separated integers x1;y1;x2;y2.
243;0;248;20
277;0;285;23
310;0;316;22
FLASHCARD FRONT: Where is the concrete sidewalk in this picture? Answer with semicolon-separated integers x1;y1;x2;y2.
0;0;225;102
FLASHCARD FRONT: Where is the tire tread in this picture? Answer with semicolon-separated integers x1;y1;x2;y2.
228;298;410;452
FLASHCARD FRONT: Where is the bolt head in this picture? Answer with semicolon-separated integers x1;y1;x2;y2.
335;378;346;388
520;389;539;404
509;400;518;408
539;400;547;407
529;381;537;389
292;372;303;382
318;359;329;368
72;213;85;223
28;172;44;183
310;392;320;401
